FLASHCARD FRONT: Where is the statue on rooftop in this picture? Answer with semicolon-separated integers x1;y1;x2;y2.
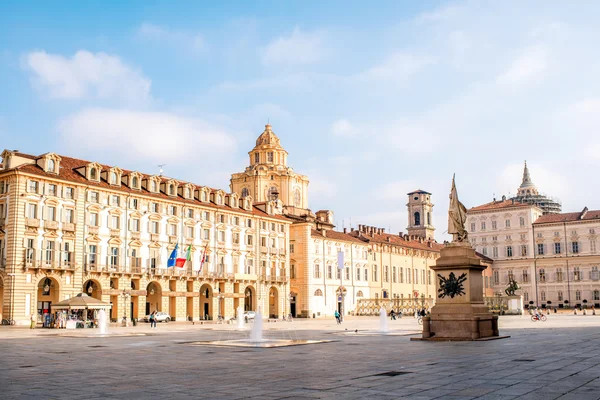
448;174;468;243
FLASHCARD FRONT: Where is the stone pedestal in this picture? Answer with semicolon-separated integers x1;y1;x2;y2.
506;295;523;315
419;243;502;341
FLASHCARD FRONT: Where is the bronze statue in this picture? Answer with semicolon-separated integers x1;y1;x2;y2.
448;174;468;242
505;278;520;296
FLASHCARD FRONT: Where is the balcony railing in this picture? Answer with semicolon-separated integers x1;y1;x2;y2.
110;229;121;237
63;222;75;232
45;220;58;230
88;226;99;235
26;218;40;228
169;235;178;244
24;249;75;270
131;232;141;240
150;234;160;242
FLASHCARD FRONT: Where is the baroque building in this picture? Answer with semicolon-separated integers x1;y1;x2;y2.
468;163;600;308
0;149;291;325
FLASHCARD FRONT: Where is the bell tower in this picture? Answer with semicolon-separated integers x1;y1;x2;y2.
406;189;435;240
230;124;310;209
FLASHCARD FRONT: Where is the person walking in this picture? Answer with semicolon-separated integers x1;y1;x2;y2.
334;310;341;324
30;313;36;329
390;310;396;320
149;311;156;328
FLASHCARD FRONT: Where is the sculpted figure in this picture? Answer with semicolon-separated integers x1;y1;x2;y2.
448;174;468;242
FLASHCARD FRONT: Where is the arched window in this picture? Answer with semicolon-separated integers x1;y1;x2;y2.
169;185;175;195
427;212;431;226
202;191;207;202
47;159;55;172
184;188;190;198
217;194;222;204
313;264;321;278
294;189;301;207
241;188;249;197
150;181;157;192
132;176;138;188
414;211;421;226
356;290;364;297
90;168;97;180
268;186;278;201
314;289;323;296
110;172;117;184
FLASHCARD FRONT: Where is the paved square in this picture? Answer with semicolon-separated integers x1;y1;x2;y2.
1;315;600;399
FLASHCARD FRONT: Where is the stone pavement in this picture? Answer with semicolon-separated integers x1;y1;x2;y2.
1;315;600;399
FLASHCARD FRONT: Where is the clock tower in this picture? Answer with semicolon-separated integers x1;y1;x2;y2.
406;189;435;240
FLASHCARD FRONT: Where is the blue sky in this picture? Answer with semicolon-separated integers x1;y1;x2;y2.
2;1;600;240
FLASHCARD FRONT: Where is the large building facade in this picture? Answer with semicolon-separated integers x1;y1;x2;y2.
468;164;600;308
0;149;291;325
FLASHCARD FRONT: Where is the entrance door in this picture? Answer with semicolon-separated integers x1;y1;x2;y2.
290;296;297;317
203;303;209;319
145;302;150;316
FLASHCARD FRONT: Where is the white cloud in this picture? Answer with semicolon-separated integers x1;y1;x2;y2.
24;50;151;103
359;52;434;84
496;45;549;85
58;108;236;164
137;23;206;53
262;27;326;66
331;119;356;137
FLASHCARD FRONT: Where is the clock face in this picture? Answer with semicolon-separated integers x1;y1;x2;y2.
294;189;301;207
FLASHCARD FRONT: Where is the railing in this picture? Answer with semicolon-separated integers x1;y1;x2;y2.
169;235;177;244
260;246;268;253
131;232;141;240
25;250;75;269
26;218;40;228
88;226;99;235
356;297;435;316
150;234;160;242
45;220;58;230
110;228;121;237
63;222;75;232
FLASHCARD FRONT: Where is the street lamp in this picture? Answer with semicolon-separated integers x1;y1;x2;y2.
121;289;130;327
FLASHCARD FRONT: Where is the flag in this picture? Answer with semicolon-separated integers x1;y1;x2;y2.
337;251;344;270
448;174;468;241
167;243;179;268
176;246;192;268
199;243;209;272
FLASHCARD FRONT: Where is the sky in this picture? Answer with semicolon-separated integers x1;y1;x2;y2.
2;1;600;242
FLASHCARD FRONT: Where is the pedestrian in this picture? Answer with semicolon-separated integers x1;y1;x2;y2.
30;313;36;329
150;311;157;328
334;310;341;324
390;310;396;320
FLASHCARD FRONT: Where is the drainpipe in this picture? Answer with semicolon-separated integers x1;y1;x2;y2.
532;223;539;308
564;221;571;305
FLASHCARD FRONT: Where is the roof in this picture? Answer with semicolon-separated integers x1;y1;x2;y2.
52;293;112;310
311;229;365;245
1;150;290;221
469;199;536;212
475;251;493;263
534;208;600;225
348;230;444;252
407;189;431;195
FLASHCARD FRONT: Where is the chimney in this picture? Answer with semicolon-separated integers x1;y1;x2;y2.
343;228;347;233
398;231;403;237
511;198;515;205
502;195;506;201
581;207;589;219
322;229;327;238
351;227;354;232
386;237;391;243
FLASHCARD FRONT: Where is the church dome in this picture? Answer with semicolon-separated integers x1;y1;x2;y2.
255;124;282;148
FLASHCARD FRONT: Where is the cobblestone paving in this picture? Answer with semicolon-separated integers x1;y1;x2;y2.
1;316;600;399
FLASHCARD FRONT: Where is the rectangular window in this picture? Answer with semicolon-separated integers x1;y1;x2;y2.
26;203;37;219
384;266;389;282
539;269;546;282
218;230;225;242
591;240;597;252
392;266;397;283
492;247;498;258
522;270;529;283
290;243;295;253
65;209;74;223
373;265;378;282
554;242;561;254
90;191;99;203
247;219;252;228
364;268;368;281
537;243;545;255
130;198;138;209
234;216;239;225
47;184;57;196
131;218;140;232
267;152;273;162
89;213;98;226
28;180;39;193
314;264;321;278
47;206;56;221
506;246;513;257
505;219;511;228
493;271;499;285
520;217;525;226
470;223;476;232
167;224;175;236
400;267;404;283
111;195;120;206
111;216;120;229
491;220;497;230
290;264;296;279
204;211;210;221
356;267;361;281
247;235;253;246
169;206;177;216
254;153;260;163
520;245;527;257
150;202;158;213
150;221;159;234
109;247;119;267
186;226;194;238
203;229;210;240
481;222;486;230
187;208;194;218
571;242;579;254
482;247;487;256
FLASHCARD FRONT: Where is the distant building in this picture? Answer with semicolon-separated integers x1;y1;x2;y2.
510;161;561;214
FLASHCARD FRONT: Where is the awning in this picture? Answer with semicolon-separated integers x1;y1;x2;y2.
52;293;112;310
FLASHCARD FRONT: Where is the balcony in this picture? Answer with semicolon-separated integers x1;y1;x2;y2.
63;223;75;232
150;234;160;242
110;229;121;237
169;235;178;244
26;218;40;228
131;231;141;240
25;250;75;270
260;246;268;254
185;237;194;245
88;226;99;235
45;220;58;230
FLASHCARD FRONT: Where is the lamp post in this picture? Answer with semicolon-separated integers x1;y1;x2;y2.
121;289;130;327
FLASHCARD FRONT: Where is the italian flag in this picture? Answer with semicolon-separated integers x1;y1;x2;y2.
175;246;191;268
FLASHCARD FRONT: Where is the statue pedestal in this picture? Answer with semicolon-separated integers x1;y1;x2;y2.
415;243;505;341
506;295;523;315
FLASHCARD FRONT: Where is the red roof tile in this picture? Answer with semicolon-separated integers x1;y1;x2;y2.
310;229;366;244
469;199;535;212
1;151;289;221
534;209;600;224
348;230;443;252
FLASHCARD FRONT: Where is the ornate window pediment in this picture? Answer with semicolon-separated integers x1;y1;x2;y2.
144;175;161;193
162;179;179;197
181;183;195;200
212;189;225;205
196;187;210;203
104;167;123;186
86;162;102;182
128;172;142;190
40;153;61;174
